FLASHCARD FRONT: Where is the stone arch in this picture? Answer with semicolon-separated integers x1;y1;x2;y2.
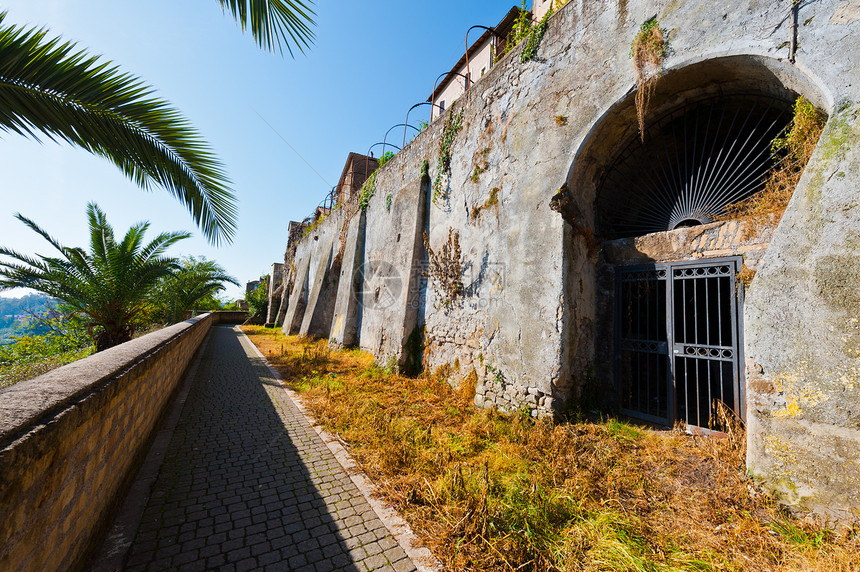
559;54;831;424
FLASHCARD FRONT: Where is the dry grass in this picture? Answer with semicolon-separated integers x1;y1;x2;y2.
243;327;860;572
720;97;826;235
631;19;668;140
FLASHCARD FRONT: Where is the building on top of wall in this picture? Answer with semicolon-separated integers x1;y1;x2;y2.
428;6;521;122
531;0;556;22
428;2;563;121
245;279;262;297
334;152;379;206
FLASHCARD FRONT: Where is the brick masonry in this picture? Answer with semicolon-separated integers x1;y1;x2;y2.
0;313;233;571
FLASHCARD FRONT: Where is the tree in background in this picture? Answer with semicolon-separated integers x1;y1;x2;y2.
0;203;189;351
151;256;240;324
0;293;55;343
245;277;270;325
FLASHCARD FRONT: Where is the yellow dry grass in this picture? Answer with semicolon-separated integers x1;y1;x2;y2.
631;19;668;140
720;96;826;236
243;327;860;572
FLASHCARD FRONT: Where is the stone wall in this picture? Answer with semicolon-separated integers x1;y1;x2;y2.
265;263;285;326
0;314;223;571
744;98;860;521
276;0;860;518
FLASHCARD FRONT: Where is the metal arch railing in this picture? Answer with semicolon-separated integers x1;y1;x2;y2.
365;142;402;181
297;185;338;230
464;25;500;93
429;71;470;122
367;142;401;158
403;101;444;148
383;123;418;150
316;185;338;213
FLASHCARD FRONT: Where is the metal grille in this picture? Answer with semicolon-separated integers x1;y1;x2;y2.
597;95;794;239
616;258;744;428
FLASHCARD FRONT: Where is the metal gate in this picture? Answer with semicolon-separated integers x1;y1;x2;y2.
615;257;744;429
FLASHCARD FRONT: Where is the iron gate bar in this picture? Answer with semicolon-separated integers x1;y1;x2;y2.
616;257;744;429
616;265;671;425
671;258;743;427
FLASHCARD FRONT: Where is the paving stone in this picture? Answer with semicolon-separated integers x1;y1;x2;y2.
257;550;281;566
118;326;417;571
393;557;418;572
363;553;391;570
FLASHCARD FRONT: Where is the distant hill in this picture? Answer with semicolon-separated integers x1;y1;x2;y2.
0;294;57;344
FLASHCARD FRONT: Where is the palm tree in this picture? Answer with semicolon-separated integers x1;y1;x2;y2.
153;257;240;324
0;1;316;244
0;203;190;351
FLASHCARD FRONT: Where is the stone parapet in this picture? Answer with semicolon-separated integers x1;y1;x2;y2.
0;314;223;571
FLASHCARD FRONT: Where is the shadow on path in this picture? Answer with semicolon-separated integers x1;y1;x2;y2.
118;326;415;572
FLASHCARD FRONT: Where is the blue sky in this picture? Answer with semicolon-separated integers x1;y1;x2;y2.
0;0;527;300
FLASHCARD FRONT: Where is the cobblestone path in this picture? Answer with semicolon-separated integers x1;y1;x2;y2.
123;326;417;572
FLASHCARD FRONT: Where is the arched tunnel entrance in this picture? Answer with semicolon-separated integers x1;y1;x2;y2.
603;95;794;428
563;55;828;430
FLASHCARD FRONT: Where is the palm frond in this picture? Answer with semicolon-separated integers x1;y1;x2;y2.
0;14;237;244
218;0;316;55
12;213;68;255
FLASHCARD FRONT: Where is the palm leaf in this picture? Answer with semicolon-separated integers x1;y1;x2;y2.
218;0;316;55
0;13;238;245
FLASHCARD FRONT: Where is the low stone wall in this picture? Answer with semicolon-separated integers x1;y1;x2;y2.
214;310;250;324
0;313;221;572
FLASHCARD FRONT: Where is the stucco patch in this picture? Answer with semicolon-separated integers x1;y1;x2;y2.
830;1;860;24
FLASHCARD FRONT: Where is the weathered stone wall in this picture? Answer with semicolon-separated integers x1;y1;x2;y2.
299;211;343;339
265;262;285;326
330;211;367;348
278;0;860;517
358;172;429;365
744;98;860;521
0;314;226;571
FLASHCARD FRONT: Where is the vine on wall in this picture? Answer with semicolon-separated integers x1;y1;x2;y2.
432;111;464;204
470;187;500;221
521;7;552;62
630;18;669;140
358;170;378;211
499;2;533;62
302;213;327;237
423;228;464;306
